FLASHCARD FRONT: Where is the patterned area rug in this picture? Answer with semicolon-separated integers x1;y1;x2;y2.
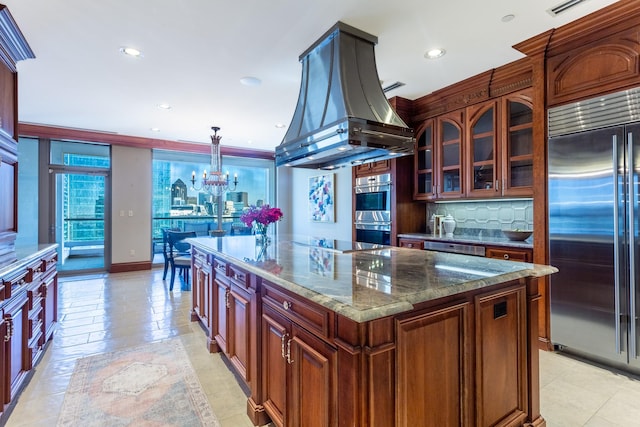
57;339;220;427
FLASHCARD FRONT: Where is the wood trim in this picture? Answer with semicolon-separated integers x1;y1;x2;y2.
0;5;35;72
18;123;276;160
109;261;152;273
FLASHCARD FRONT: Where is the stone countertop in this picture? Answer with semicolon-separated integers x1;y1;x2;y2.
189;235;555;323
398;232;533;249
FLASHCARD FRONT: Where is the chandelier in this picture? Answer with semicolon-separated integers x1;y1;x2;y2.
190;126;238;196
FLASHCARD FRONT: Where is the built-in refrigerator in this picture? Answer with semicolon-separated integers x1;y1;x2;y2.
548;87;640;373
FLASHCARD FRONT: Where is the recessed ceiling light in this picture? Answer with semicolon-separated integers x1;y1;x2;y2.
501;14;515;22
425;48;446;60
240;76;262;86
157;103;172;110
150;127;160;132
275;123;286;129
120;47;142;57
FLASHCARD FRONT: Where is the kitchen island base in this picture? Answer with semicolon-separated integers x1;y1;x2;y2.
189;236;552;427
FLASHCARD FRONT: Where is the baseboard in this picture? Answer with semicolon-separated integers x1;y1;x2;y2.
110;261;152;273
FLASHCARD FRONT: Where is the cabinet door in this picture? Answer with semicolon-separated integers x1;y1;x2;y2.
213;278;230;354
261;305;289;427
289;324;337;427
501;93;533;197
396;302;471;426
436;111;464;198
228;285;251;382
192;253;212;333
42;271;57;342
467;102;499;197
414;121;435;200
475;286;527;427
4;292;28;403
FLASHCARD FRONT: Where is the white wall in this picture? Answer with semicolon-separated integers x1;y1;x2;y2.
277;166;352;240
111;145;152;264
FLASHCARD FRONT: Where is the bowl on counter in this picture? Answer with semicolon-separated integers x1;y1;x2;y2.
502;230;533;241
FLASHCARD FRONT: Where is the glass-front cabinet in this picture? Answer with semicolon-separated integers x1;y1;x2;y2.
466;101;497;197
502;93;533;196
413;89;533;200
437;111;464;199
414;120;435;200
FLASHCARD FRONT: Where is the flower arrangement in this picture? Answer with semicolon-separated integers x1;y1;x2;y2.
240;205;283;238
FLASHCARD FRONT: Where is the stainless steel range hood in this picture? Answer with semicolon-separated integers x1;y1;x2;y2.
275;22;414;169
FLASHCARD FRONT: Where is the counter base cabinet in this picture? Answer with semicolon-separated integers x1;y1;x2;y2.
261;302;337;427
0;247;58;423
191;244;544;427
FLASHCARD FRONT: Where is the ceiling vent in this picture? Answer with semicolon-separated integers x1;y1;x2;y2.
547;0;588;17
382;81;405;93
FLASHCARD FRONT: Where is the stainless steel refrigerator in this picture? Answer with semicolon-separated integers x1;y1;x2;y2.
548;87;640;373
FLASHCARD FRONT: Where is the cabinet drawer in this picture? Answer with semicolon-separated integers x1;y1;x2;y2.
228;264;249;289
398;238;424;249
486;247;532;262
262;281;331;338
42;252;58;273
213;258;227;277
2;268;29;299
192;247;210;266
27;258;45;281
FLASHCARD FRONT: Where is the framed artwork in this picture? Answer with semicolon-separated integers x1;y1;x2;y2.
308;173;335;222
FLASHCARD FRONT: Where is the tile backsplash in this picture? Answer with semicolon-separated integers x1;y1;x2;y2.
426;199;533;237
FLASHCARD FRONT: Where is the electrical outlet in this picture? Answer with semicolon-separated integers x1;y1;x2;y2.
129;249;135;256
128;210;134;217
120;210;125;217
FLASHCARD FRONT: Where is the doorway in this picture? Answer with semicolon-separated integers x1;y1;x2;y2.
48;168;110;274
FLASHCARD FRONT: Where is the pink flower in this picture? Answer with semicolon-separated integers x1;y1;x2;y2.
240;205;283;228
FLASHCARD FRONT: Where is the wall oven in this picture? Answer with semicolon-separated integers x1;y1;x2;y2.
354;173;391;245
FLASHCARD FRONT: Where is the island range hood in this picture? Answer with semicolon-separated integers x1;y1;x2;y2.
275;22;414;169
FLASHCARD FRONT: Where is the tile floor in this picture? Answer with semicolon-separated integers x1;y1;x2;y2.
4;268;640;427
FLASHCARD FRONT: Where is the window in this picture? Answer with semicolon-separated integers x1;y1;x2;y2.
151;150;275;244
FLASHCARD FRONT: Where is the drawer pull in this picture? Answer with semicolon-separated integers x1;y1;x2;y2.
503;254;510;260
281;333;288;358
286;339;294;364
4;317;12;342
225;289;230;309
407;243;414;248
283;300;292;310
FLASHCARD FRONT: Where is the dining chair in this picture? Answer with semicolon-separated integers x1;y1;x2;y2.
161;227;182;280
166;230;196;291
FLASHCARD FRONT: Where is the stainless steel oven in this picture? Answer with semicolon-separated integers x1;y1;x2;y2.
354;173;391;245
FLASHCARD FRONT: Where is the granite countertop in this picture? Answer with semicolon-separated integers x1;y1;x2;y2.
189;235;555;323
398;232;533;249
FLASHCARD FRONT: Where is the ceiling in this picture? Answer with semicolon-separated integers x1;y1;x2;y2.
4;0;620;152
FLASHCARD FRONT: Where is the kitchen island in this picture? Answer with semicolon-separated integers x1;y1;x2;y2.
188;234;556;427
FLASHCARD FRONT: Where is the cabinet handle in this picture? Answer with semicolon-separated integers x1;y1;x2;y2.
281;333;288;359
286;339;294;364
225;289;230;309
4;317;12;342
503;254;510;260
282;300;292;310
495;180;499;191
407;243;414;248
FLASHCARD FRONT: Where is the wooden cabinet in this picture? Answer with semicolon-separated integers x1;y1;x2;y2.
3;289;28;404
261;283;337;427
414;90;533;200
396;302;472;426
210;258;253;384
475;286;527;426
0;5;35;263
191;247;213;349
486;246;532;263
414;120;435;200
436;110;465;199
398;238;424;249
354;160;391;177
